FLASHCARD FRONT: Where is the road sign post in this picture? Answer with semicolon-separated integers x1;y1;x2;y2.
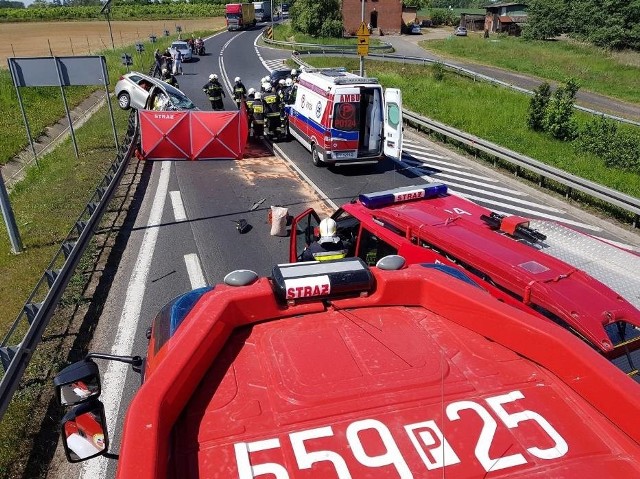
356;21;370;76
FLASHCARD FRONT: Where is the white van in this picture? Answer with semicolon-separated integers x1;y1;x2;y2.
285;68;402;167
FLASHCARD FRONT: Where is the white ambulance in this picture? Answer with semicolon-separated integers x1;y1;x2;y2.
285;68;402;167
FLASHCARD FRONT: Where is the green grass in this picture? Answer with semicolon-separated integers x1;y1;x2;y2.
0;28;214;166
303;56;640;201
273;23;383;47
419;35;640;104
0;104;130;479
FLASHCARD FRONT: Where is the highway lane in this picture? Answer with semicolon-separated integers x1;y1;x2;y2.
67;25;639;479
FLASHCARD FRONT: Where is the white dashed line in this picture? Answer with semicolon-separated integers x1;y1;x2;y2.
184;253;208;289
169;190;187;221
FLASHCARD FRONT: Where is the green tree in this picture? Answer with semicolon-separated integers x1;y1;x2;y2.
522;0;569;40
543;78;579;141
527;82;551;131
403;0;430;9
290;0;343;37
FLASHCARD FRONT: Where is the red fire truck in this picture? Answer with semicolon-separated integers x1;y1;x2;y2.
55;258;640;477
289;183;640;378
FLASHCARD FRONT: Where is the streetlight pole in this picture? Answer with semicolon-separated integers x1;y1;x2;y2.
359;0;365;76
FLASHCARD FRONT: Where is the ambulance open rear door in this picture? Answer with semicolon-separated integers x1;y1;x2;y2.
383;88;403;161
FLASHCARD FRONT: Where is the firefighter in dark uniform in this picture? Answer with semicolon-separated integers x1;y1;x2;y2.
161;68;179;89
301;218;348;262
245;88;256;136
202;73;225;111
251;91;265;138
232;76;247;110
262;83;280;139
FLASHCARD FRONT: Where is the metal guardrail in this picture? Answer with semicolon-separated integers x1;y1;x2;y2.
263;37;394;54
291;55;640;227
0;109;139;420
293;50;640;128
402;110;640;226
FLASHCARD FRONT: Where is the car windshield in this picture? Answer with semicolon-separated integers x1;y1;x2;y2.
168;92;196;110
172;43;187;49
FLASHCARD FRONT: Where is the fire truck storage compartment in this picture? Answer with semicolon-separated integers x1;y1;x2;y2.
358;87;382;156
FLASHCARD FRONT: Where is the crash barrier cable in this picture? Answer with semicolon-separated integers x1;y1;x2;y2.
290;55;640;227
0;109;140;421
289;48;640;128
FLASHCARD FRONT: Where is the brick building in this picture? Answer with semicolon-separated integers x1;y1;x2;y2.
342;0;403;35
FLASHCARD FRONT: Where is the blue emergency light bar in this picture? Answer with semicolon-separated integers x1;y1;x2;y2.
359;183;448;209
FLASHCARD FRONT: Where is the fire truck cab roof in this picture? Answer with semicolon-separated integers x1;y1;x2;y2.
115;259;640;478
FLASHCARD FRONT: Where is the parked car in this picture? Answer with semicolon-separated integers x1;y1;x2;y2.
269;68;291;87
455;26;468;36
410;23;422;35
114;72;197;111
168;40;192;62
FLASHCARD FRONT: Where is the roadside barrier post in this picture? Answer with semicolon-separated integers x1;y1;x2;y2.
0;168;23;254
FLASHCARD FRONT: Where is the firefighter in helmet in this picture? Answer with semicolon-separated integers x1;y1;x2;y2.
301;218;347;262
245;87;256;135
232;76;247;110
251;91;265;138
161;68;179;89
262;82;280;139
202;73;225;111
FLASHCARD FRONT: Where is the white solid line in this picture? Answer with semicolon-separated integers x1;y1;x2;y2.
80;162;172;479
184;253;208;289
169;190;187;221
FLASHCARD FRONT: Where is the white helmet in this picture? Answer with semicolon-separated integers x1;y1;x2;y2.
262;82;272;92
162;68;168;75
254;92;262;99
319;218;339;243
209;73;217;80
278;79;285;85
285;78;293;87
234;76;241;82
247;87;255;95
319;218;340;243
291;68;298;76
262;76;269;83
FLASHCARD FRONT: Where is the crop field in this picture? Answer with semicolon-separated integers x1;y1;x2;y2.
0;18;225;67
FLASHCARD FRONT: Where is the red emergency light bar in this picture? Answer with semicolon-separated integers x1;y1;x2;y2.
359;183;448;209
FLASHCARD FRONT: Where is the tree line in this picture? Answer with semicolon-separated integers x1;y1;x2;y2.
524;0;640;50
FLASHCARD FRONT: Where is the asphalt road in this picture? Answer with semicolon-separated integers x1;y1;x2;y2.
60;25;639;479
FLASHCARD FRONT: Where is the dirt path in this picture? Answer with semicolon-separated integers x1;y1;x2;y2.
0;18;225;67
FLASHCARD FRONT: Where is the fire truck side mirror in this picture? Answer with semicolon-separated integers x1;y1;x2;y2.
60;400;109;463
54;359;101;407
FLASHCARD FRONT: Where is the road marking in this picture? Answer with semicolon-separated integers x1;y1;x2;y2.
272;143;338;209
169;190;187;221
184;253;208;289
219;34;242;97
80;161;172;479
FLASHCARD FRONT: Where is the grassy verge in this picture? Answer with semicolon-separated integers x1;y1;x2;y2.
0;20;224;165
0;104;130;479
302;56;640;201
419;34;640;104
273;22;384;47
